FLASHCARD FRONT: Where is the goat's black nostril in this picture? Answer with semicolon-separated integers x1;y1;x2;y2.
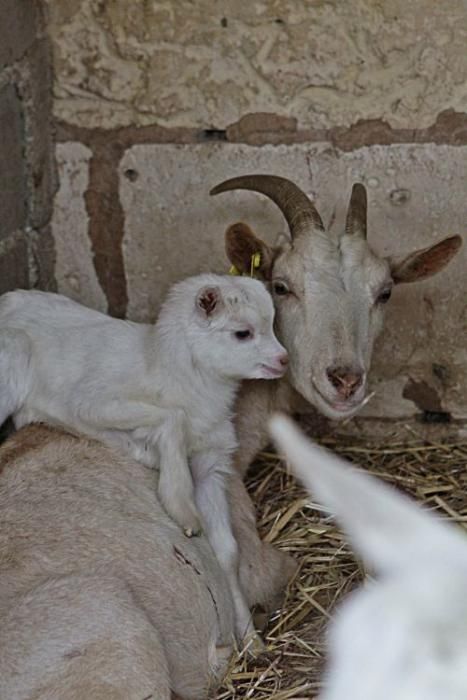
327;368;344;389
327;366;363;398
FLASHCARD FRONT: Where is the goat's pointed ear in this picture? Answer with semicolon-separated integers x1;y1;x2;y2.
269;415;467;576
196;286;223;318
225;223;276;280
390;235;462;284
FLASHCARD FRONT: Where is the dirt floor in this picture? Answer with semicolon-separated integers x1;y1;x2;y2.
217;431;467;699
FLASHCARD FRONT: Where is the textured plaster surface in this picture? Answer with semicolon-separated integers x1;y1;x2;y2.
45;0;467;130
0;83;26;239
0;0;56;293
0;0;39;69
52;140;467;422
53;143;107;311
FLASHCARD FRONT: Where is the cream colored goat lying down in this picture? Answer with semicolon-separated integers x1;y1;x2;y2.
0;425;293;700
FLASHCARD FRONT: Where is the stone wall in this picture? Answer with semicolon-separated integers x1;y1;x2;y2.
45;0;467;433
47;0;467;131
0;0;56;294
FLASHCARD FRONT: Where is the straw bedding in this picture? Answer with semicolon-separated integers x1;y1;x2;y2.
217;430;467;699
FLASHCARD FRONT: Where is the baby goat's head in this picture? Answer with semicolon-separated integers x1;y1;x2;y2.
161;274;288;381
271;416;467;700
211;176;462;420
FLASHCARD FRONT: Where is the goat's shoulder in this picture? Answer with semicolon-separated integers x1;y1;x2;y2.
0;424;134;481
0;289;36;319
0;290;108;328
1;289;73;312
0;424;75;475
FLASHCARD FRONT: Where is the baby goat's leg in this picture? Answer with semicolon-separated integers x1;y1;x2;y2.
156;411;202;537
78;401;202;536
0;330;32;426
192;452;260;648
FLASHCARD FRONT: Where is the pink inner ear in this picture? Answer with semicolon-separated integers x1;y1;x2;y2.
392;235;462;284
198;289;218;315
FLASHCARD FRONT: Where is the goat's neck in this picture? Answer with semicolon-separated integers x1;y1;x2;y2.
240;376;304;414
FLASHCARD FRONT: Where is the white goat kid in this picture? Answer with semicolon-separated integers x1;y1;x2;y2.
0;274;287;644
270;415;467;700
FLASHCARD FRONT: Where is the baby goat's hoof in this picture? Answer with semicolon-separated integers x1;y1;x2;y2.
161;496;203;538
183;525;202;538
183;525;203;537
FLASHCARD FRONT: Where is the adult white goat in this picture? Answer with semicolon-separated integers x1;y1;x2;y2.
0;274;287;644
210;176;462;475
270;415;467;700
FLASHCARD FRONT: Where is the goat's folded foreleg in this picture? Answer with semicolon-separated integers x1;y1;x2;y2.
155;411;202;537
77;401;202;536
192;450;263;651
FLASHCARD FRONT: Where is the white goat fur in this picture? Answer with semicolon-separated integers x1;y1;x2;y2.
0;424;235;700
271;416;467;700
0;274;286;643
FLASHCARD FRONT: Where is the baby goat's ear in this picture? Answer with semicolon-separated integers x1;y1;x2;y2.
225;223;276;280
196;285;224;318
269;415;467;576
390;235;462;284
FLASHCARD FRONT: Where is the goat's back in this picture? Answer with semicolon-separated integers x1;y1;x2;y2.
0;425;234;700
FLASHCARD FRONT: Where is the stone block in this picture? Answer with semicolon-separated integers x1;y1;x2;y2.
45;0;467;130
119;142;467;421
0;83;26;240
20;38;58;230
0;0;39;69
52;142;107;311
0;233;29;293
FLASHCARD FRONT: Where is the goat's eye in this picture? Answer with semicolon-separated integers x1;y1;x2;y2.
234;330;252;341
273;280;290;296
376;287;392;304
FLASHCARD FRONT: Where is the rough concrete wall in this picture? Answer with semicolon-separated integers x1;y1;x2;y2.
0;0;57;294
46;0;466;130
47;1;467;433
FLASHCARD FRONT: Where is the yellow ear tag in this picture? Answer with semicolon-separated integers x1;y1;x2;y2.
228;253;261;277
250;252;261;277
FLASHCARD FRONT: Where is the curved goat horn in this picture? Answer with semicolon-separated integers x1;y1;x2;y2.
210;174;325;240
345;183;367;238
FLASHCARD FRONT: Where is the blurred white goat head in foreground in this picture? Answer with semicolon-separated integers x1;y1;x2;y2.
270;415;467;700
211;176;462;420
